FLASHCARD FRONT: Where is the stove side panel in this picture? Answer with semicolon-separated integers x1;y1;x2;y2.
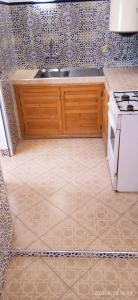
117;114;138;192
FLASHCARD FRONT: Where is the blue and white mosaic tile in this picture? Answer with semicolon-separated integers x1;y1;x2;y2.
0;164;13;290
0;4;18;156
10;1;138;69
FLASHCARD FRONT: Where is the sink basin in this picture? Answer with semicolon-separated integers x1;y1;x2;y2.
69;67;104;77
34;67;104;79
34;68;70;78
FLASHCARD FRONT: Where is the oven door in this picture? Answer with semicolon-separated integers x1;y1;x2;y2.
107;111;121;189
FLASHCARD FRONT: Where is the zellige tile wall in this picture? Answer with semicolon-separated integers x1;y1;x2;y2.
0;4;18;155
10;1;138;69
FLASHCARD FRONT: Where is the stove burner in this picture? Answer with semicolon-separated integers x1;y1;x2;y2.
121;95;130;101
127;104;134;111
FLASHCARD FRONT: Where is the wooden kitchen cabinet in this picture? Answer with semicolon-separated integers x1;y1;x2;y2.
14;83;104;138
14;85;62;137
61;84;103;136
102;87;109;153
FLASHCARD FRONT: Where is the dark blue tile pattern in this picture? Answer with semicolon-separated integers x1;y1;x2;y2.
10;1;138;69
0;164;13;289
0;4;18;155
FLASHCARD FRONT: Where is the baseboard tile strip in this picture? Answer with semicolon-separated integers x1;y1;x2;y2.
10;250;138;259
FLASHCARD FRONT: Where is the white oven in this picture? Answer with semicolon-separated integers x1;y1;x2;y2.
107;91;138;192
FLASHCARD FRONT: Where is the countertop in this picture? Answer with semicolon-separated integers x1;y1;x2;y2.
104;67;138;91
10;69;105;85
9;67;138;91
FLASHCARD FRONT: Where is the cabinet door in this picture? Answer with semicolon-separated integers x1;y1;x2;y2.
102;87;109;153
14;85;62;137
61;85;103;136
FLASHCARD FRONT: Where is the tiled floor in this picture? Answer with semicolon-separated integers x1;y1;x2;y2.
1;138;138;298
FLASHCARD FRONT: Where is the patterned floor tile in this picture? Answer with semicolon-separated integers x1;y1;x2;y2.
112;259;138;288
60;289;80;300
2;256;34;283
12;217;37;249
51;159;90;182
18;200;67;237
72;260;137;300
2;258;68;299
71;201;119;236
9;160;47;183
88;236;114;251
2;171;22;194
41;217;97;250
101;216;138;251
44;256;98;287
96;187;138;214
34;150;69;170
8;185;41;216
48;183;94;216
124;202;138;225
27;239;50;250
73;166;110;194
27;170;68;198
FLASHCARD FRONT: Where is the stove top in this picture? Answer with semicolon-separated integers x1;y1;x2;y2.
114;92;138;112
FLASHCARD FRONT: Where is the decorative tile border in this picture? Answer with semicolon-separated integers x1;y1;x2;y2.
10;250;138;259
0;149;10;156
0;164;13;289
0;0;109;5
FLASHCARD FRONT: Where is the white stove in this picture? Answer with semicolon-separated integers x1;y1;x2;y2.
107;90;138;192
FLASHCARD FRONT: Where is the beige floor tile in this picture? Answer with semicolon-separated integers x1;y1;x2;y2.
71;201;119;236
44;257;98;288
27;170;68;198
112;259;138;288
72;148;105;169
73;166;111;194
41;217;96;250
51;159;90;182
72;260;137;300
35;149;69;170
101;216;138;251
60;289;80;300
2;258;68;299
96;187;138;214
9;160;47;183
18;200;67;237
88;237;114;251
124;202;138;225
48;183;94;216
3;256;34;282
2;171;22;194
12;217;37;249
8;185;41;216
27;239;50;250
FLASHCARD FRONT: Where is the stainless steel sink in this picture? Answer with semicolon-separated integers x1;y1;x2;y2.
34;67;104;79
34;68;70;78
69;67;104;77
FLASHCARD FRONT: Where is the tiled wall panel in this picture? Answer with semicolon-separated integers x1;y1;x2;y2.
0;4;18;155
10;1;138;69
0;163;13;289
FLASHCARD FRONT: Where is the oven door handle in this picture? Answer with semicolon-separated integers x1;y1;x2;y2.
108;111;116;131
114;129;120;176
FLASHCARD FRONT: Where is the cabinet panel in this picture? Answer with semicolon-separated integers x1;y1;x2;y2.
14;84;104;138
61;85;103;136
14;85;62;137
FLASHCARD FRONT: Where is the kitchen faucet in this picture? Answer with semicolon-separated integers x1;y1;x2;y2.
46;38;59;59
